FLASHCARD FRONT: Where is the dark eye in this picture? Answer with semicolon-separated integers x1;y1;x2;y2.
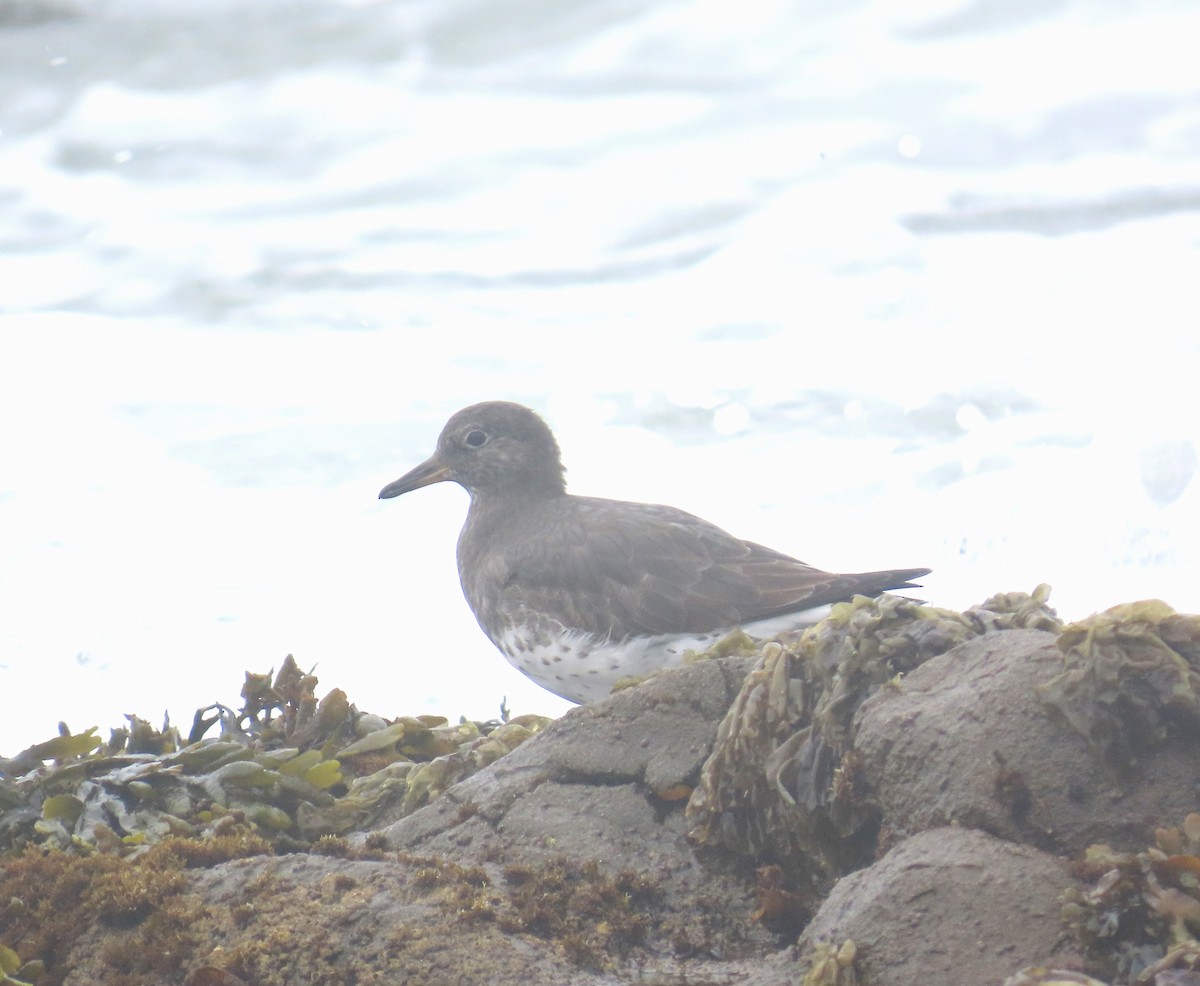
464;429;489;448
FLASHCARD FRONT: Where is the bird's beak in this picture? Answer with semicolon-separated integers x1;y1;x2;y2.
378;455;451;499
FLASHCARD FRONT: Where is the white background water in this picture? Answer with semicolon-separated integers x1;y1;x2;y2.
2;0;1198;754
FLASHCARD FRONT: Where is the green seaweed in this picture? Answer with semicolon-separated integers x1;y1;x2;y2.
0;942;38;986
1037;600;1200;782
686;585;1062;881
1;657;549;856
802;939;859;985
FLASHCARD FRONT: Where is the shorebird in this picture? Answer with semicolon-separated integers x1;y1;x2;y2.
379;401;930;703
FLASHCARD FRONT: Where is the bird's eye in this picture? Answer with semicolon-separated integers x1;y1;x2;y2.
464;429;489;448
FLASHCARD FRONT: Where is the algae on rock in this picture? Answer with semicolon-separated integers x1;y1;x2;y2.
686;585;1061;883
1037;599;1200;782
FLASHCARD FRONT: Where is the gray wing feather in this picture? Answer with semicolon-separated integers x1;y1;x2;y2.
469;496;928;640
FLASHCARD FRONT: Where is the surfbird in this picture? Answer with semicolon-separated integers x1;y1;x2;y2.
379;401;930;704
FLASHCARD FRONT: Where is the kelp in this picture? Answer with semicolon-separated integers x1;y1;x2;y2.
0;656;550;855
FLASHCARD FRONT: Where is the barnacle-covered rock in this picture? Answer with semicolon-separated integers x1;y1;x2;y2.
1036;600;1200;782
685;586;1059;878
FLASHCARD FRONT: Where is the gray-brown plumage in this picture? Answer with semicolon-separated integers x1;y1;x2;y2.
379;400;930;703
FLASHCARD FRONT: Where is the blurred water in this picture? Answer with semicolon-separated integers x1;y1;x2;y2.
1;0;1199;752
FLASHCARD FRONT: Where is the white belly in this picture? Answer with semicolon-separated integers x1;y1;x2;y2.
494;606;830;704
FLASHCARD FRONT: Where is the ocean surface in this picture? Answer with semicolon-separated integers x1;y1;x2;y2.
2;0;1198;753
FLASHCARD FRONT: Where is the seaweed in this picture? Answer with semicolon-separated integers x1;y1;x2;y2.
802;939;859;986
1061;814;1200;984
0;657;550;856
1037;601;1200;783
685;586;1060;881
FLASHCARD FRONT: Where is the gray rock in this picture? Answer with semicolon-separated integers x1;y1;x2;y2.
855;628;1200;854
796;827;1073;986
24;618;1200;985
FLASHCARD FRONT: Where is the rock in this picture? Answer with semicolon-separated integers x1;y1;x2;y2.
796;827;1073;986
8;595;1200;986
855;628;1200;855
373;656;778;967
380;652;755;846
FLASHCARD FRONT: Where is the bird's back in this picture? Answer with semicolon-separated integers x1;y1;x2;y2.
459;491;928;641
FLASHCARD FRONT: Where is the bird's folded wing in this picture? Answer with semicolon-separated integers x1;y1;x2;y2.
486;498;885;638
